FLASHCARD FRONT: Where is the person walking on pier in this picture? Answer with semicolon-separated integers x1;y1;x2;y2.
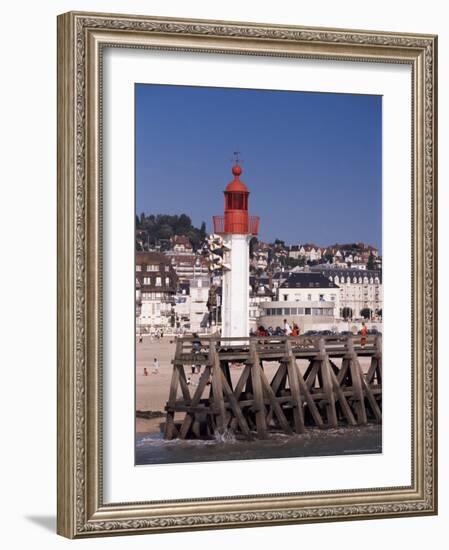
360;322;368;347
152;357;160;374
284;319;292;336
291;323;300;337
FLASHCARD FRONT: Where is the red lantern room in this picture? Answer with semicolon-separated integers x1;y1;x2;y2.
213;164;259;235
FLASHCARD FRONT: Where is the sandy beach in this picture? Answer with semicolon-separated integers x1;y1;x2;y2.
135;335;374;434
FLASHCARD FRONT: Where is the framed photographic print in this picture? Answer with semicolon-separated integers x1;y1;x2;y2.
57;11;438;538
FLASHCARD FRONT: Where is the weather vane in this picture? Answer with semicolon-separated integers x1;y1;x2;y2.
232;149;242;165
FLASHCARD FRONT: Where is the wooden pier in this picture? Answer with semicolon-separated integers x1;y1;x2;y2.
164;334;382;440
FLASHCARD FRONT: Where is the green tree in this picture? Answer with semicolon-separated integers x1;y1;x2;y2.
158;223;174;240
341;307;353;320
360;307;372;319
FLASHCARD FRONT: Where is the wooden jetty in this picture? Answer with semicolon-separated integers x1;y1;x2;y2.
164;334;382;440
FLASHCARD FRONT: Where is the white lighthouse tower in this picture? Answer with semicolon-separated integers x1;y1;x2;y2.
213;162;259;338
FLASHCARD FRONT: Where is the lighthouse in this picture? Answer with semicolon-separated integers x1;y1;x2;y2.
213;162;259;338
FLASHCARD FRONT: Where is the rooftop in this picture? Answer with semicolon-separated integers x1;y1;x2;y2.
280;273;339;289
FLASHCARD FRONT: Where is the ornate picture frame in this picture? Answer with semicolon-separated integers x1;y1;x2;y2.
57;11;437;538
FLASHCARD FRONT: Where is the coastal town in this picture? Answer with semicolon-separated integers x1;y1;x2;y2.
135;162;383;463
135;229;382;338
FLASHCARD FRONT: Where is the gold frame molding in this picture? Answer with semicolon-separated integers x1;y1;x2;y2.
57;11;438;538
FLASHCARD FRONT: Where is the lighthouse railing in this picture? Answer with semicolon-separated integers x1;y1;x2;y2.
212;215;259;235
212;215;225;234
249;216;260;235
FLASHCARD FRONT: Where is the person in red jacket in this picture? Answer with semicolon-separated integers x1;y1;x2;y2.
360;322;368;347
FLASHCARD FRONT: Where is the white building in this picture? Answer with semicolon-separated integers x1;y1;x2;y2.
277;272;340;310
189;277;210;333
136;252;177;331
310;266;383;319
168;254;209;284
259;272;339;332
249;280;275;330
288;244;323;262
174;283;191;331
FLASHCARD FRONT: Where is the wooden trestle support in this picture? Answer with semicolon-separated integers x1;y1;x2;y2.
164;335;382;440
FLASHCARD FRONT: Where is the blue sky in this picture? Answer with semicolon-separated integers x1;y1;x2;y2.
135;84;382;250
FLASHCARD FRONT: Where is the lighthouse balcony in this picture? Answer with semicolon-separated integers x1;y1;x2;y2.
213;215;259;235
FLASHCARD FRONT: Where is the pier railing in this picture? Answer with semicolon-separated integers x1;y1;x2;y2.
164;334;382;440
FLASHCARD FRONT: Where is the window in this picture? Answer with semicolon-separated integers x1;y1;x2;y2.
307;294;312;301
319;294;324;301
165;265;170;272
284;308;291;315
155;277;162;286
276;308;282;315
165;277;170;285
305;308;311;315
143;277;151;285
290;308;297;315
136;265;141;272
283;294;288;301
330;294;336;301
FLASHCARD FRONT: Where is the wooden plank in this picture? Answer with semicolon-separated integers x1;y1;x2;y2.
210;347;227;434
220;370;252;438
285;340;305;433
337;357;350;385
249;342;268;438
233;364;251;400
345;339;367;424
164;359;181;440
270;362;288;395
177;365;192;402
258;363;293;435
178;366;212;439
327;361;357;426
357;360;382;421
266;362;288;425
348;359;367;424
229;365;251;431
305;360;321;390
223;361;233;388
318;338;338;428
296;371;324;428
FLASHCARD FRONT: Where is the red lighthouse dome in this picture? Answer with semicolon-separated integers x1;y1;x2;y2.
213;162;259;235
225;164;249;194
224;164;249;233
